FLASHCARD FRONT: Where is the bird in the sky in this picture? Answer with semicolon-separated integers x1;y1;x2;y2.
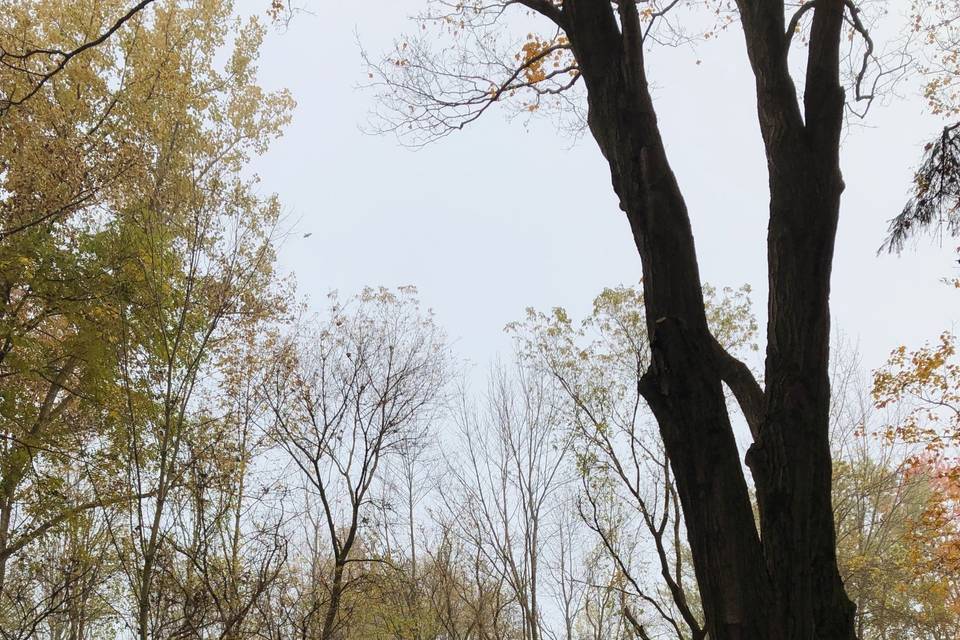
303;232;313;238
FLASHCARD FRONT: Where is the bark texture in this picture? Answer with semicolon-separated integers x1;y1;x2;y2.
548;0;857;637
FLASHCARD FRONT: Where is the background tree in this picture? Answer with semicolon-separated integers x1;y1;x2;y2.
443;362;575;640
507;283;755;640
267;287;448;640
0;1;293;636
869;314;960;633
823;340;959;639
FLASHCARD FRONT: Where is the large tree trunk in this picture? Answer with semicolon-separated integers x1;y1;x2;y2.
560;0;856;637
741;1;856;637
749;158;854;638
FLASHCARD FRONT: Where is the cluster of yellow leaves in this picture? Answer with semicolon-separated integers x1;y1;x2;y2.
267;0;285;21
871;313;960;623
905;457;960;616
516;35;561;84
872;331;959;455
912;0;960;116
513;33;575;111
834;451;960;634
518;33;573;81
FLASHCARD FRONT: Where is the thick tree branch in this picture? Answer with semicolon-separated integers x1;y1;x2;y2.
784;0;818;54
804;0;845;142
735;0;805;150
622;602;654;640
710;339;764;440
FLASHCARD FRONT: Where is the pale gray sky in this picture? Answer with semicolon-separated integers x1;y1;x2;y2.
243;0;956;376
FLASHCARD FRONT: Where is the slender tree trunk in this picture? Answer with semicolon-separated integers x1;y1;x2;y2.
319;560;346;640
407;474;417;584
0;496;13;593
0;358;76;592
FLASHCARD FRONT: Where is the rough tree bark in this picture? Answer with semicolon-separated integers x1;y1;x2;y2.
550;0;856;638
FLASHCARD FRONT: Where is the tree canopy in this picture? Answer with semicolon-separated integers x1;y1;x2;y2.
1;1;959;639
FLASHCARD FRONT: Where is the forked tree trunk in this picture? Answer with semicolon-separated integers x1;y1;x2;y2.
558;0;857;637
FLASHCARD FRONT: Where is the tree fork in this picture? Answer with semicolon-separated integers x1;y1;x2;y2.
562;0;857;637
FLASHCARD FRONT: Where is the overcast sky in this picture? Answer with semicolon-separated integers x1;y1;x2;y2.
240;0;956;378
